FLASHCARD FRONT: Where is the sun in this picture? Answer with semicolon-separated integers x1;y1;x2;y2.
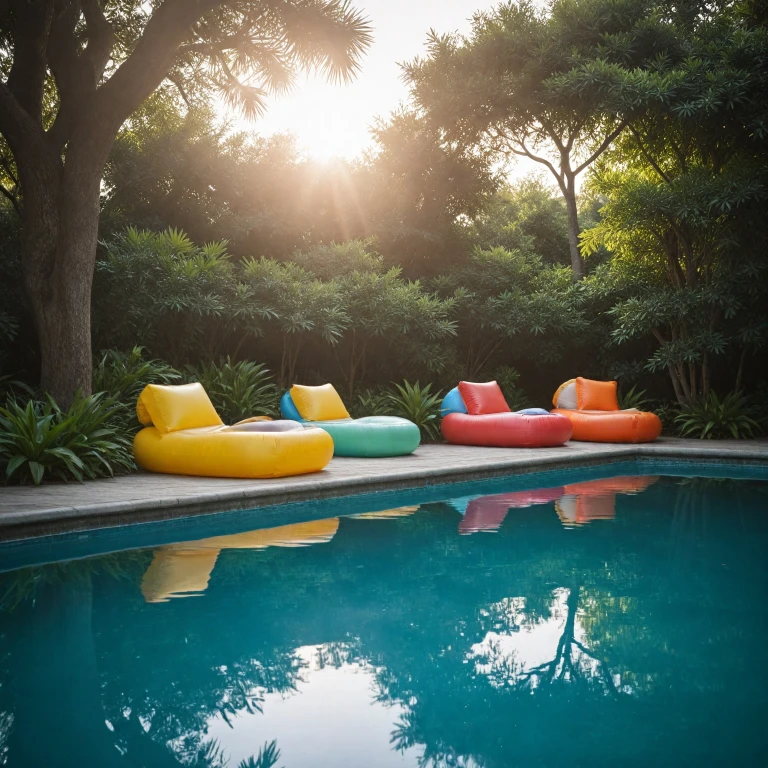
254;74;375;162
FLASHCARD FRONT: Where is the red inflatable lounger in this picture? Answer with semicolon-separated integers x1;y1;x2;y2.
441;382;573;448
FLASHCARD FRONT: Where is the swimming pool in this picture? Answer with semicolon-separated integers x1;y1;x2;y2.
1;461;767;766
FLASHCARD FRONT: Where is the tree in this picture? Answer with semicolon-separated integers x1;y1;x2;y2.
365;108;499;276
580;3;768;403
402;0;673;279
0;0;371;405
241;257;349;386
467;176;571;265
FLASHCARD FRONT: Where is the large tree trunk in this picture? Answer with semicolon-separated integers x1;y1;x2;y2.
0;0;212;407
21;149;103;407
563;180;584;280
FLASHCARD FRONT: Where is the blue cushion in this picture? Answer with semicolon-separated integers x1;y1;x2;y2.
441;386;468;417
280;392;306;422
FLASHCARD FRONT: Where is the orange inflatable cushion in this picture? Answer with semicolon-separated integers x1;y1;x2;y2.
576;377;619;411
552;408;661;443
458;381;511;415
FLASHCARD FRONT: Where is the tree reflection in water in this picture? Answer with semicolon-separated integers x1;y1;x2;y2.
0;475;766;767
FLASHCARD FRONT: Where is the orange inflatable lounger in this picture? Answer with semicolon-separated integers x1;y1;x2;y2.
551;377;662;443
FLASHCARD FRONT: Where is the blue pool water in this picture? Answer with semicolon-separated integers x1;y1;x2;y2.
1;462;767;767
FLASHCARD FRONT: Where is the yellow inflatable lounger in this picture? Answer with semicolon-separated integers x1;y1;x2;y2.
133;383;334;478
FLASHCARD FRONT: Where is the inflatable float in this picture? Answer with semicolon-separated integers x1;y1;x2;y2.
440;381;572;447
133;383;333;478
551;378;662;443
281;383;421;457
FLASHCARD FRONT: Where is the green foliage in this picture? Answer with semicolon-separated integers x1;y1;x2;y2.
493;366;530;411
617;384;652;411
433;247;586;377
578;6;768;404
675;391;760;440
95;227;270;365
290;240;385;280
93;347;181;406
185;358;279;423
468;178;570;266
0;374;33;401
0;394;134;485
349;387;392;419
241;257;349;385
386;380;443;442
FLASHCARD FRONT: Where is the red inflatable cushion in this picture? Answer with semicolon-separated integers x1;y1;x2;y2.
576;377;619;411
458;381;510;415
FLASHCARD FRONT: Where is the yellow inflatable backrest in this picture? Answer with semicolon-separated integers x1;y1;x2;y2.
136;383;223;433
290;383;350;421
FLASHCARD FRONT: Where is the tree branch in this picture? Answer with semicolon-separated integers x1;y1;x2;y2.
165;74;193;109
80;0;115;78
573;122;626;176
5;0;55;123
502;132;562;182
46;0;84;151
627;124;670;183
89;0;225;138
0;182;21;216
0;81;51;170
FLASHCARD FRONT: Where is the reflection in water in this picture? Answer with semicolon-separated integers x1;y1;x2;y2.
456;476;658;533
206;644;424;768
554;475;658;527
141;518;340;603
141;508;420;603
457;488;564;534
0;474;767;767
350;506;420;520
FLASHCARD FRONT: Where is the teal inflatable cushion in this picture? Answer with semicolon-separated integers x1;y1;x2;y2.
303;416;420;457
280;392;420;457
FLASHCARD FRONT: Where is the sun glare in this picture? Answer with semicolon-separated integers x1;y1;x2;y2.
236;0;502;163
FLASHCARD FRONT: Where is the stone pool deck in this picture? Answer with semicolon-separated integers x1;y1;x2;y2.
0;438;766;541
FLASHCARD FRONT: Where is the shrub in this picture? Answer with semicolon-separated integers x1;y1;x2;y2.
93;346;181;404
493;366;530;411
0;374;33;401
0;394;134;485
185;358;279;423
675;391;760;440
386;380;443;441
350;387;392;418
617;384;652;411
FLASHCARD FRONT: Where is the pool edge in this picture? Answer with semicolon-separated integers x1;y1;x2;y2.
1;440;767;543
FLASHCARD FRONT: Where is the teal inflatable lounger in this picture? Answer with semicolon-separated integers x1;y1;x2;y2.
281;384;420;458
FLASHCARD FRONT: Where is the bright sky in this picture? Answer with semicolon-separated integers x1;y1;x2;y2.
250;1;500;161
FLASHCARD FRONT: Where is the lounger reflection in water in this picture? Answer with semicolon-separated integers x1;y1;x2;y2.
453;476;659;533
141;505;422;602
141;519;340;603
555;476;658;526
